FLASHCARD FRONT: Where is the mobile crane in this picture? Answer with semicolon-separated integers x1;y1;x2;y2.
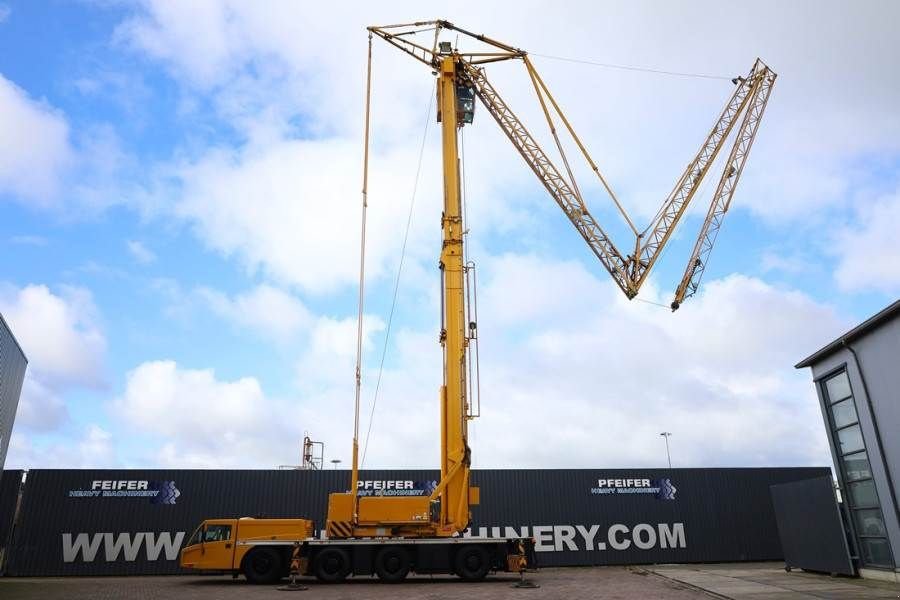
179;20;776;584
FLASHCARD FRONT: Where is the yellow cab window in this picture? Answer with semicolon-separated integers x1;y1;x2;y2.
203;524;232;542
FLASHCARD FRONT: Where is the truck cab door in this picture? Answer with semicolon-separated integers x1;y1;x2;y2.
195;521;235;570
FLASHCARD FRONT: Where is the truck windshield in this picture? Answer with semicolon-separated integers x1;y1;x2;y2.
187;525;203;546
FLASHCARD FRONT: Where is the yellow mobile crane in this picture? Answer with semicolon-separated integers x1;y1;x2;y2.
180;20;775;584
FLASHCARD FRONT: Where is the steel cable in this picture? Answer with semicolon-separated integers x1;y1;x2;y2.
531;52;732;81
361;83;436;467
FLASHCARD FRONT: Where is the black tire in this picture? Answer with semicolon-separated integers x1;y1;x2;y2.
243;547;283;584
313;547;351;583
374;546;410;583
454;545;491;581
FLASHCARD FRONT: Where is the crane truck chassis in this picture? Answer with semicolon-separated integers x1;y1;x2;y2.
180;517;535;583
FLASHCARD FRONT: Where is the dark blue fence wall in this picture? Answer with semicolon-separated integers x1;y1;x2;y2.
0;470;22;574
1;467;828;576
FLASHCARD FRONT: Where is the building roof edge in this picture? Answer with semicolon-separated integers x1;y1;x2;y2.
795;299;900;369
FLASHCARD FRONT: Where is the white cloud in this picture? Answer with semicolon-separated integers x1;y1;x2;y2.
0;284;105;439
118;360;264;438
115;1;236;90
296;314;384;392
832;190;900;294
6;424;115;468
109;311;387;468
79;424;115;465
0;73;137;214
152;280;314;342
356;259;847;470
127;240;156;264
0;284;106;388
0;4;10;24
115;1;900;224
171;137;444;294
141;258;841;472
0;74;73;203
759;251;812;276
115;360;302;468
14;375;69;432
98;264;848;470
107;1;900;330
198;283;312;341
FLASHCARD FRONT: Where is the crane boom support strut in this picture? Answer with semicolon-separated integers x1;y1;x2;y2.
368;21;776;308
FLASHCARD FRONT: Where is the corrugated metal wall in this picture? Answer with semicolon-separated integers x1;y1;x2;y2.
1;467;828;576
0;469;22;573
0;315;27;470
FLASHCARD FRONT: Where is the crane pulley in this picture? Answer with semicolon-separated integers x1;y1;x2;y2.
369;19;776;309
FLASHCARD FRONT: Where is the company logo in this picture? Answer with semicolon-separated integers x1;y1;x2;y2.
150;481;181;505
590;477;677;500
68;480;181;504
656;478;677;500
357;480;437;497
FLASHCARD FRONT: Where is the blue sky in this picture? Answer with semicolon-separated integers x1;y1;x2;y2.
1;1;898;470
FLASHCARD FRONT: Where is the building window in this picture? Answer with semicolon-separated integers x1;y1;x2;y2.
821;370;894;569
842;452;872;481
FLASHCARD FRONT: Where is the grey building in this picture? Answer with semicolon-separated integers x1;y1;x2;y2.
0;314;27;471
797;300;900;580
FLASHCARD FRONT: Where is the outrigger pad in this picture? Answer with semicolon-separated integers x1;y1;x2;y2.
507;537;538;569
512;571;540;589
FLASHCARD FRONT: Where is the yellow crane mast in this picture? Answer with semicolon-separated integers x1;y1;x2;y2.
179;19;776;584
324;46;479;541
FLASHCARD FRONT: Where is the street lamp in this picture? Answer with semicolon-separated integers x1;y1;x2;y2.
330;459;342;470
660;432;673;469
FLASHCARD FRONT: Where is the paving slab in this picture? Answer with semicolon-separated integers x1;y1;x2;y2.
651;562;900;599
1;563;897;599
0;567;712;600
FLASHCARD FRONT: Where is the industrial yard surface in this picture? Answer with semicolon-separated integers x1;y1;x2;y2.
650;563;900;599
1;564;898;600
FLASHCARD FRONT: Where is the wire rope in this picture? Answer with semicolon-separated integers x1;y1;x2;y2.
531;52;732;81
361;83;436;467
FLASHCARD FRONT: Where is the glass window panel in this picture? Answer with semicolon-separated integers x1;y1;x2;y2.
830;398;858;428
824;372;852;402
854;509;887;537
188;525;202;546
860;538;893;568
848;480;879;508
843;452;872;481
837;425;864;455
203;524;232;542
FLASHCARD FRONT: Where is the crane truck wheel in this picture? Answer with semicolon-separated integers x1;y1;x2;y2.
454;545;491;581
374;546;411;582
313;547;351;583
242;547;283;584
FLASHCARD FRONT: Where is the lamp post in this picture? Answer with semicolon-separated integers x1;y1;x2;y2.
330;459;342;470
660;432;672;469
